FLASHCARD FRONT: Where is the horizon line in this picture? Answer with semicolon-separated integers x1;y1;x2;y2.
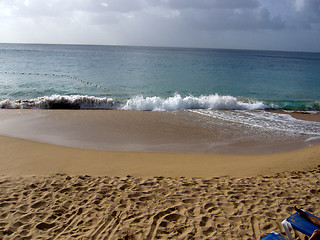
0;42;319;54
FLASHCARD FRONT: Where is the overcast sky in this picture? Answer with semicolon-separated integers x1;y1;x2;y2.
0;0;319;52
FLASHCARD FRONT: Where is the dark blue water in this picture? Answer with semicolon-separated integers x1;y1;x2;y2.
0;43;319;111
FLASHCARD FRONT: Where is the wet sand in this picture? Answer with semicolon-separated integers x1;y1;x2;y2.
0;109;319;154
0;109;320;239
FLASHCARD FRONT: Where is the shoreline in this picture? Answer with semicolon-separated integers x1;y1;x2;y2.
0;109;319;155
274;110;320;122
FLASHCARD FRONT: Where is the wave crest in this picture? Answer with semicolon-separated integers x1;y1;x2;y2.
0;94;268;110
122;94;267;111
0;95;116;109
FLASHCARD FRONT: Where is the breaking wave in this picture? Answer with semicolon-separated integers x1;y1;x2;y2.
122;94;267;111
0;94;269;111
0;95;117;109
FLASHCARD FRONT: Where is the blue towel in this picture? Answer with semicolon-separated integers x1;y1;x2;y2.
261;232;287;240
285;212;320;236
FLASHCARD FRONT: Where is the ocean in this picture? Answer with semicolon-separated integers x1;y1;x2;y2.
0;43;320;146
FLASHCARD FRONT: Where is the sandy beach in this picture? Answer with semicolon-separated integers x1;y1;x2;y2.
0;110;320;239
1;167;320;239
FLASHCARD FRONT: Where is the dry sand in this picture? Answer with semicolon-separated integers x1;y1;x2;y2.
0;135;320;239
1;169;319;240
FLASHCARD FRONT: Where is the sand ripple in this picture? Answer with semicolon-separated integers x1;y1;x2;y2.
1;168;320;239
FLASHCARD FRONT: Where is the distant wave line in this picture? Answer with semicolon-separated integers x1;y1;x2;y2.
0;93;319;112
0;71;107;91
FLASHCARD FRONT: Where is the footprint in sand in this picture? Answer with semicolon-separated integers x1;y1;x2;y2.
163;213;182;222
30;201;46;209
36;222;56;231
138;195;153;202
19;213;35;222
203;226;214;236
200;216;209;227
182;198;197;204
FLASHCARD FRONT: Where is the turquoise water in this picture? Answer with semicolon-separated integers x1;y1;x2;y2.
1;43;320;140
0;43;319;111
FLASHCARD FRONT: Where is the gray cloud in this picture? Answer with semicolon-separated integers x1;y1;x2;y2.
294;0;320;28
157;0;260;10
179;7;285;31
0;0;319;51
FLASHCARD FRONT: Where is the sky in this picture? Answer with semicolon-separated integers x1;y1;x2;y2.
0;0;319;52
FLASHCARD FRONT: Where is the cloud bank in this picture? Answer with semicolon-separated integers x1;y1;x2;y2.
0;0;319;51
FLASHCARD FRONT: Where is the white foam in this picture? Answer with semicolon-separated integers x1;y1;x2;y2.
305;136;320;142
0;93;268;111
121;94;267;111
191;109;320;136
